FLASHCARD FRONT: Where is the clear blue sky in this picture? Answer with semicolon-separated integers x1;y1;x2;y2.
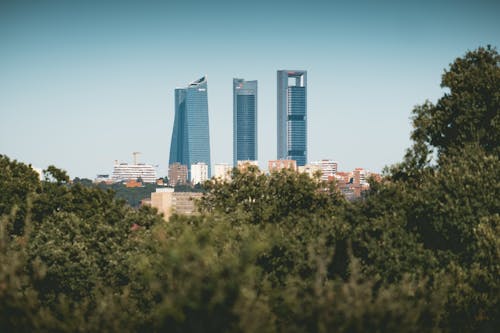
1;0;499;178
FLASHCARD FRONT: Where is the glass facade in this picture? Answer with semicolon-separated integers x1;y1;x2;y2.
233;79;257;166
169;76;211;179
277;70;307;166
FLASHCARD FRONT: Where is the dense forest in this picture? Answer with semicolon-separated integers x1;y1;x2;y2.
1;46;498;332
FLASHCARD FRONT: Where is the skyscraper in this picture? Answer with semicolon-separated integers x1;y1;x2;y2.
277;70;307;166
169;76;211;179
233;78;258;166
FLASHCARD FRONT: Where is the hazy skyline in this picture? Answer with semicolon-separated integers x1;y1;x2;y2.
1;0;499;178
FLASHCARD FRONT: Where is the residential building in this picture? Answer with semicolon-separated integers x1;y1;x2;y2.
311;159;338;181
237;160;259;172
169;76;211;180
268;159;297;172
168;163;188;186
111;160;157;183
353;168;367;186
191;162;209;185
334;172;352;184
213;163;232;181
298;164;322;178
277;70;307;166
233;78;258;166
150;188;202;220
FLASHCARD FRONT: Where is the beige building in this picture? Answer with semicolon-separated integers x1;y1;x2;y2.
213;163;232;181
150;188;202;220
237;160;259;169
298;164;322;178
268;159;297;172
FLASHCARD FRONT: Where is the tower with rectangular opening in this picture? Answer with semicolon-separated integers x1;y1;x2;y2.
277;70;307;166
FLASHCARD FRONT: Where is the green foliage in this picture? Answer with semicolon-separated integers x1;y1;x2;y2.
414;46;499;157
174;182;205;192
200;166;344;225
44;165;70;184
0;155;40;235
96;182;159;207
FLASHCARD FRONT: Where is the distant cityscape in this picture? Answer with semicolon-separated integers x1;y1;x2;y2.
90;70;379;208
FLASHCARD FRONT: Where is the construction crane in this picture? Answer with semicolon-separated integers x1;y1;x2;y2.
132;152;142;165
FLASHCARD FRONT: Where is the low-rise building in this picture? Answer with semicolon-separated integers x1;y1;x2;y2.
236;160;259;172
298;164;322;178
268;159;297;172
168;163;188;186
112;160;157;183
213;163;232;181
150;188;202;220
311;159;338;181
191;162;209;185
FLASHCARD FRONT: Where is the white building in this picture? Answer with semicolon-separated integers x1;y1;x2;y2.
213;163;232;181
311;159;338;181
191;162;209;185
112;161;157;183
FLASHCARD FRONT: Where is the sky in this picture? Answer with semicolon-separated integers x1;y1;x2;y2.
1;0;499;179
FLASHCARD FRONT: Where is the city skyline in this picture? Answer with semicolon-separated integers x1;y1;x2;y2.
1;0;499;178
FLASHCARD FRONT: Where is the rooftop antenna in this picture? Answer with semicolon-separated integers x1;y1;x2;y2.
132;152;141;165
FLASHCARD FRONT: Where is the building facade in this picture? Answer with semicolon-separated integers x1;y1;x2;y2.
168;163;188;186
191;162;209;185
236;160;259;172
311;159;338;181
213;163;232;181
150;188;202;221
111;161;157;183
268;159;297;172
169;76;211;180
298;164;322;178
233;78;258;166
277;70;307;166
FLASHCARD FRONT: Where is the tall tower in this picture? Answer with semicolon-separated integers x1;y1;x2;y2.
277;70;307;166
233;78;258;167
169;76;211;179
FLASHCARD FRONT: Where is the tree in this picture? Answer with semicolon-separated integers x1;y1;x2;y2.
199;166;345;225
400;46;499;174
367;46;500;331
0;155;41;236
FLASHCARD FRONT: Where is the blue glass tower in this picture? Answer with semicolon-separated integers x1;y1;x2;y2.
169;76;211;178
233;78;258;166
277;70;307;166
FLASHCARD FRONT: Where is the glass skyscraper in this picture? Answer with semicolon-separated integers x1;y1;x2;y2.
169;76;211;178
233;78;257;166
277;70;307;166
